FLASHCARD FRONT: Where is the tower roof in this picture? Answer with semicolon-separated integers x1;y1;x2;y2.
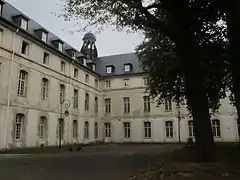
83;32;96;41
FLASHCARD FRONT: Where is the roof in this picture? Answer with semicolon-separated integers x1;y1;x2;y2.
96;53;146;76
0;0;147;77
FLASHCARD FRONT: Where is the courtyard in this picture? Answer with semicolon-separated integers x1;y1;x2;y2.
0;144;180;180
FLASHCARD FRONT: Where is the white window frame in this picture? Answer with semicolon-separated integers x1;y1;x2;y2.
105;98;111;113
166;121;173;138
84;121;89;139
18;70;28;96
92;64;96;71
72;120;78;139
106;66;112;74
188;120;195;138
60;84;65;103
212;119;221;137
74;68;78;78
143;96;151;112
105;80;111;88
144;122;151;138
43;52;49;65
15;114;24;140
58;42;63;52
123;122;131;138
21;41;29;55
39;116;47;139
20;18;28;30
42;32;47;42
85;93;89;111
41;78;49;100
124;64;131;72
73;89;78;108
105;123;111;137
94;122;98;139
165;99;172;112
123;97;130;113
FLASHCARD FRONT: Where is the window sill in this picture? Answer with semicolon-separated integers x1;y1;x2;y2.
144;137;152;139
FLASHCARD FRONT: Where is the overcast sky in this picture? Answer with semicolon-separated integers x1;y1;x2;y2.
5;0;144;57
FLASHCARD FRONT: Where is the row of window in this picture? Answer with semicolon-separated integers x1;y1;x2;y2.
104;77;149;89
14;113;99;141
13;113;221;141
105;97;172;113
104;119;221;139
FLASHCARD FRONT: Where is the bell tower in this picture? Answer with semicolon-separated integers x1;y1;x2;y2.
80;32;98;60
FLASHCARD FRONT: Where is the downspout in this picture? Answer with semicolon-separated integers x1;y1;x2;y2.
4;28;19;149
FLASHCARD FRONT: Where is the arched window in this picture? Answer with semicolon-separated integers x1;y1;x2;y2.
39;116;47;139
18;70;28;96
41;78;49;100
15;113;24;140
72;120;78;139
165;121;173;138
212;119;221;137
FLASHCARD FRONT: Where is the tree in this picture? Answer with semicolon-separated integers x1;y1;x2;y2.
61;0;223;161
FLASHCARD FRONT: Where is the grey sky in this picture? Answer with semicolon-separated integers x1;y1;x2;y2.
5;0;144;57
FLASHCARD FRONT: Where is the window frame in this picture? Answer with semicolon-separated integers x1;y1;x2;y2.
73;89;79;108
59;84;65;103
20;18;28;30
106;66;112;74
21;41;29;55
61;61;65;72
94;122;98;139
212;119;221;138
84;121;89;139
165;121;173;138
188;120;195;138
123;97;130;114
43;52;49;65
144;122;151;138
105;98;111;113
85;74;89;83
15;114;24;141
39;116;47;139
85;93;89;111
41;78;49;100
72;120;78;139
17;70;28;97
105;80;111;88
42;31;48;42
165;99;172;112
95;97;98;113
104;123;111;138
74;68;78;78
123;122;131;138
143;96;151;113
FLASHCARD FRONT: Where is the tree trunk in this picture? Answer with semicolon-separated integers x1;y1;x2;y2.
226;1;240;138
174;1;215;161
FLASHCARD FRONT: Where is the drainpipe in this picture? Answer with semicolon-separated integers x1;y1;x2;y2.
4;28;19;150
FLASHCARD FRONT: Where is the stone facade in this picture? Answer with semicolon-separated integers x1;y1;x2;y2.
0;1;239;150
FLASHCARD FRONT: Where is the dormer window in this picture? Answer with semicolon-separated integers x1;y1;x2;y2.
124;63;133;72
0;1;4;14
106;65;114;74
72;52;76;59
21;18;28;30
58;42;63;51
42;31;48;42
83;58;87;66
92;64;96;71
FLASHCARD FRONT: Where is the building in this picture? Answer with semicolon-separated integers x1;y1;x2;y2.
0;0;239;150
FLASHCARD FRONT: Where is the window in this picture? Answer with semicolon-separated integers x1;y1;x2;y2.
20;18;28;30
123;97;130;113
84;121;89;139
143;77;149;86
60;84;65;103
166;121;173;138
72;120;78;139
95;97;98;113
21;41;29;55
95;79;98;88
144;122;151;138
43;52;49;65
212;119;221;137
15;114;24;140
124;64;132;72
105;80;111;88
39;116;47;139
58;42;63;51
73;89;78;108
105;98;111;113
0;3;3;15
0;29;3;43
143;96;151;112
72;52;76;60
92;64;96;71
74;68;78;78
41;78;49;100
42;32;48;42
17;70;28;96
105;123;111;137
94;122;98;139
188;120;195;138
58;119;64;139
165;99;172;112
123;122;131;138
106;66;112;74
61;61;65;72
85;74;89;83
85;93;89;111
124;78;129;87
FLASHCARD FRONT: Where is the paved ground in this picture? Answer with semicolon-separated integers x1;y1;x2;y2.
0;144;180;180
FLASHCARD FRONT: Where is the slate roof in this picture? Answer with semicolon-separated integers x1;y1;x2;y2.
0;0;147;77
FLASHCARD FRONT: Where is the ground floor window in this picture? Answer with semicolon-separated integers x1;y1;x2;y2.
166;121;173;138
15;113;24;140
144;122;151;138
123;122;131;138
94;122;98;139
212;119;221;137
84;121;89;139
72;120;78;139
188;120;195;138
105;123;111;137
